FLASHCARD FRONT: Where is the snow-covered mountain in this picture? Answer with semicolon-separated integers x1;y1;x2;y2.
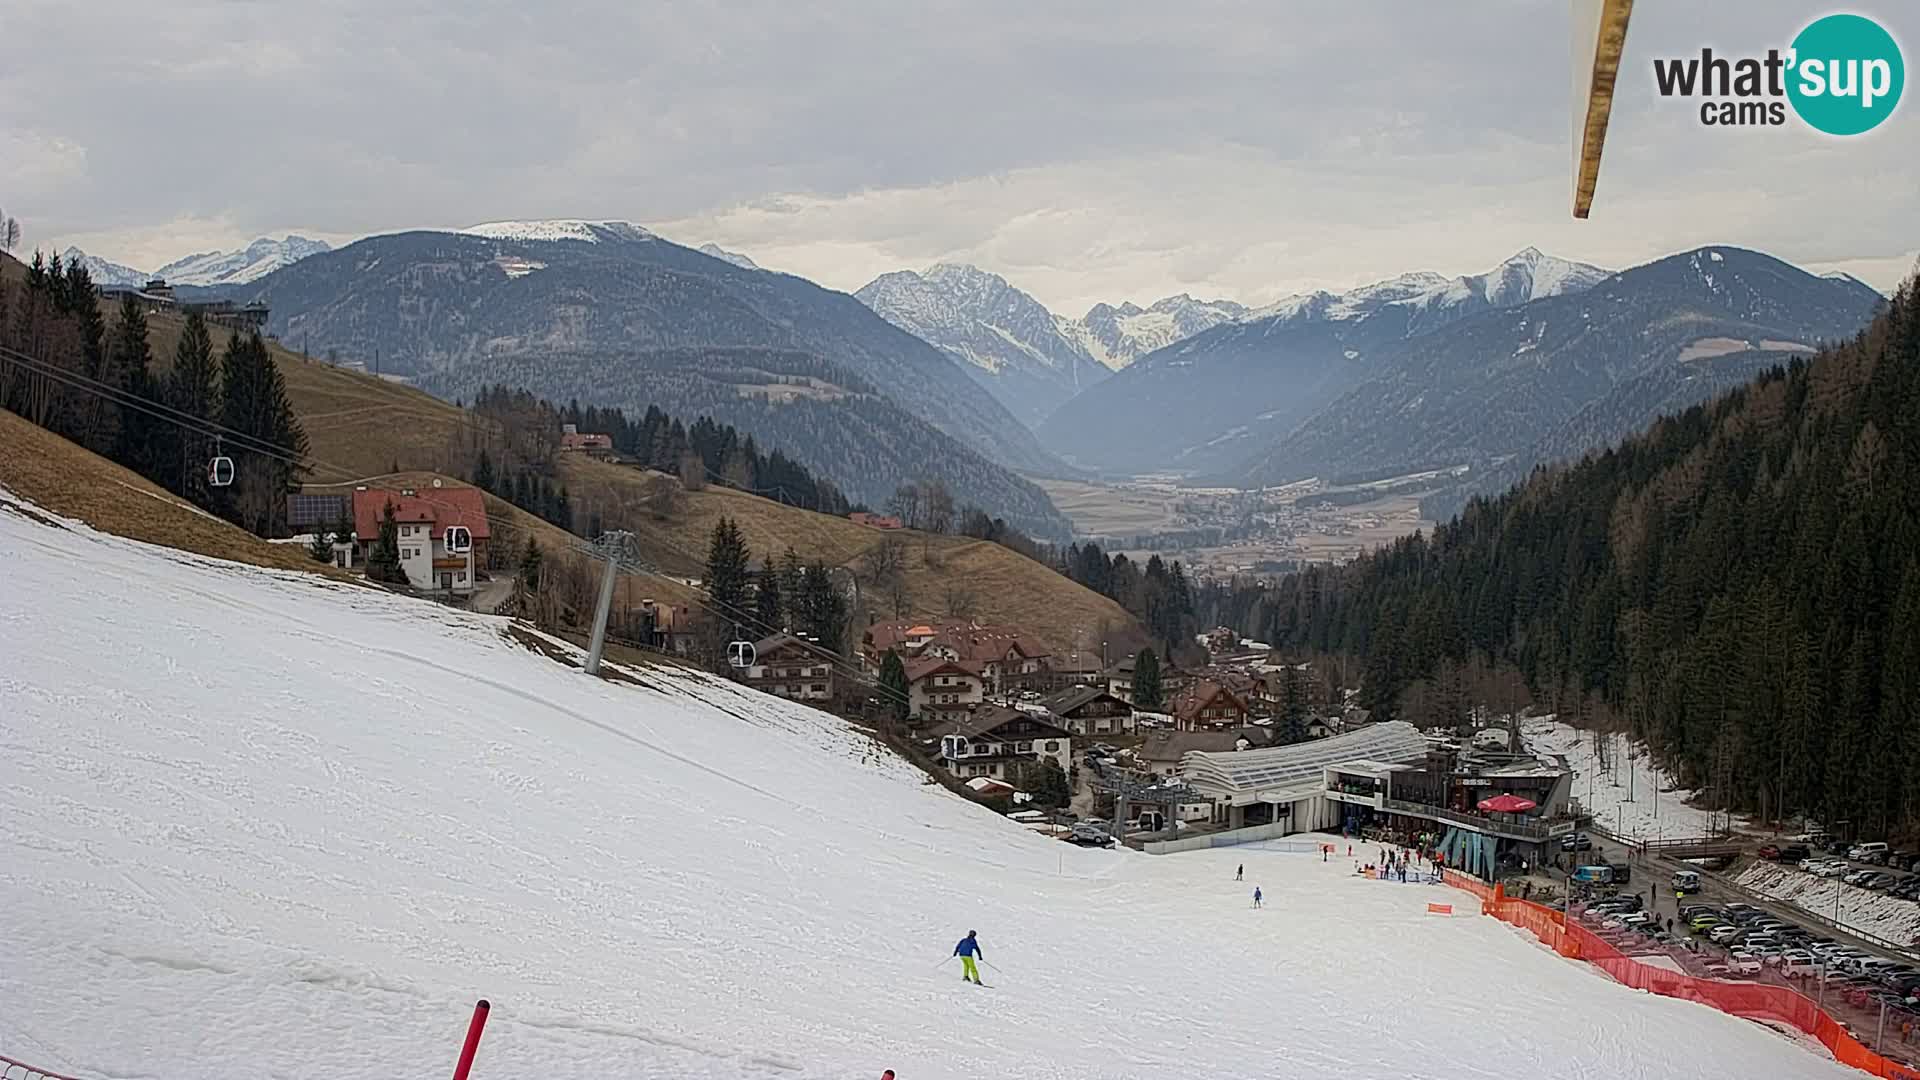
59;246;148;287
458;219;655;244
856;263;1109;430
155;235;334;286
1042;248;1615;474
1062;294;1249;370
697;242;759;270
1249;248;1609;330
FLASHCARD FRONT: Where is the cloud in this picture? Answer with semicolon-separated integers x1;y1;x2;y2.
6;0;1914;306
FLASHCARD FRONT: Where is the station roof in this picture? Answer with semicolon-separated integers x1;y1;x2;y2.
1182;721;1429;797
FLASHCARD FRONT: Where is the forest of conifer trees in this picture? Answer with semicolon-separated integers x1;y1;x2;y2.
1238;277;1920;833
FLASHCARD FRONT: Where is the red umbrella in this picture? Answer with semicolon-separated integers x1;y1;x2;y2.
1478;793;1537;813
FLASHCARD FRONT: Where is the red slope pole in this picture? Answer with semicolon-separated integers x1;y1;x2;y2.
452;999;491;1080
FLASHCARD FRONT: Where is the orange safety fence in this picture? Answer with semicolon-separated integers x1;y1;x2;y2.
1441;876;1920;1080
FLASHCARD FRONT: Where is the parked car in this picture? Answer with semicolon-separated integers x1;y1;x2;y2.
1562;832;1594;851
1727;951;1764;975
1850;841;1891;862
1844;868;1876;885
1780;844;1811;862
1709;924;1746;944
1759;844;1782;860
1887;850;1918;871
1819;861;1851;878
1781;952;1820;977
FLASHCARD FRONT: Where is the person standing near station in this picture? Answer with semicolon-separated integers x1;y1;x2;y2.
953;930;985;985
1236;863;1243;881
1252;886;1264;909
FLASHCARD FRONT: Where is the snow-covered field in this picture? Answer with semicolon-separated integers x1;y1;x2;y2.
1738;862;1920;951
1523;716;1740;840
0;494;1862;1080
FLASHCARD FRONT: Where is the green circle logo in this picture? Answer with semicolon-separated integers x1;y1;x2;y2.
1787;14;1904;135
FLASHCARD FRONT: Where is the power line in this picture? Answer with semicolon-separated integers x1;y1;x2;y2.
1;341;905;703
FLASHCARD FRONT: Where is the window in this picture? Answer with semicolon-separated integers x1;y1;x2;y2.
810;684;825;694
1044;741;1059;752
1016;741;1032;753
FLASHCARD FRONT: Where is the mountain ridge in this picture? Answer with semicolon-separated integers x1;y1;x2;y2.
1041;248;1610;476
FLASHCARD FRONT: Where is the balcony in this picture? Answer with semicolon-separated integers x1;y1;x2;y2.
1380;798;1553;842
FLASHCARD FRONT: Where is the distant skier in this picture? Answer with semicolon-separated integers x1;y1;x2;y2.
1252;886;1263;908
953;930;984;985
1236;864;1243;881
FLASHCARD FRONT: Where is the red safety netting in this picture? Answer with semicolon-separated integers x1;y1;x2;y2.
1441;877;1920;1080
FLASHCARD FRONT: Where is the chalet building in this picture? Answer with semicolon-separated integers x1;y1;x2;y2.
906;658;985;721
1104;657;1137;704
864;619;1051;696
559;423;615;456
742;633;834;702
629;599;693;656
350;486;490;595
1042;686;1135;737
1172;680;1251;733
930;706;1073;782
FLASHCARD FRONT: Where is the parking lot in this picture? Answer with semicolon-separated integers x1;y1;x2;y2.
1554;834;1920;1065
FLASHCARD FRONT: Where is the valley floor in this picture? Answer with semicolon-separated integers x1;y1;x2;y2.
0;489;1861;1080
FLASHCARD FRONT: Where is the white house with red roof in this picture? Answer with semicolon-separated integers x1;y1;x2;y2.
351;485;491;595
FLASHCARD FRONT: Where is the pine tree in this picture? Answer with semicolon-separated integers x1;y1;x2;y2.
365;502;409;585
1279;664;1307;745
108;293;165;485
878;648;910;728
215;332;308;535
308;527;336;563
168;311;219;506
704;516;753;620
518;538;544;595
754;556;784;630
779;546;804;612
1133;648;1164;710
798;562;848;653
473;448;496;494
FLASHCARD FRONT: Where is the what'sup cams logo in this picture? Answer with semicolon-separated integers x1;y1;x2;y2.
1653;13;1904;134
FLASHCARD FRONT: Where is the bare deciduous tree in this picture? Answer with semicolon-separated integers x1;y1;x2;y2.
943;582;978;619
923;477;955;534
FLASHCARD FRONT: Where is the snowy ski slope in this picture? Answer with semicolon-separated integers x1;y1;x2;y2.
0;492;1860;1080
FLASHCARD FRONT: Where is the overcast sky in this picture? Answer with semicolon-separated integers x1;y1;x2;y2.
5;1;1913;313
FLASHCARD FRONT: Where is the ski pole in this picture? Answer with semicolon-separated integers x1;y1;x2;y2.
934;956;954;972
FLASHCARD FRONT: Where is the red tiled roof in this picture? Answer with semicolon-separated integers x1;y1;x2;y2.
351;486;492;544
904;657;980;684
1174;680;1248;722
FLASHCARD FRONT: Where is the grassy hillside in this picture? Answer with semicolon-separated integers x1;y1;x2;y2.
557;455;1141;656
129;304;1138;655
0;407;355;579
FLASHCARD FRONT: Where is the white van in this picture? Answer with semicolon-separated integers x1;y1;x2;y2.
1849;841;1890;861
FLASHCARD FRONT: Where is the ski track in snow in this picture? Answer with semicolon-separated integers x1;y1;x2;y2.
0;493;1862;1080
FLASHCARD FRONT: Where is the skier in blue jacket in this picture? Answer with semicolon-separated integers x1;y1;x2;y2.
954;930;984;984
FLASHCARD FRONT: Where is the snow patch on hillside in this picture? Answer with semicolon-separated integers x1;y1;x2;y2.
1522;716;1737;840
0;494;1862;1080
1737;862;1920;951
